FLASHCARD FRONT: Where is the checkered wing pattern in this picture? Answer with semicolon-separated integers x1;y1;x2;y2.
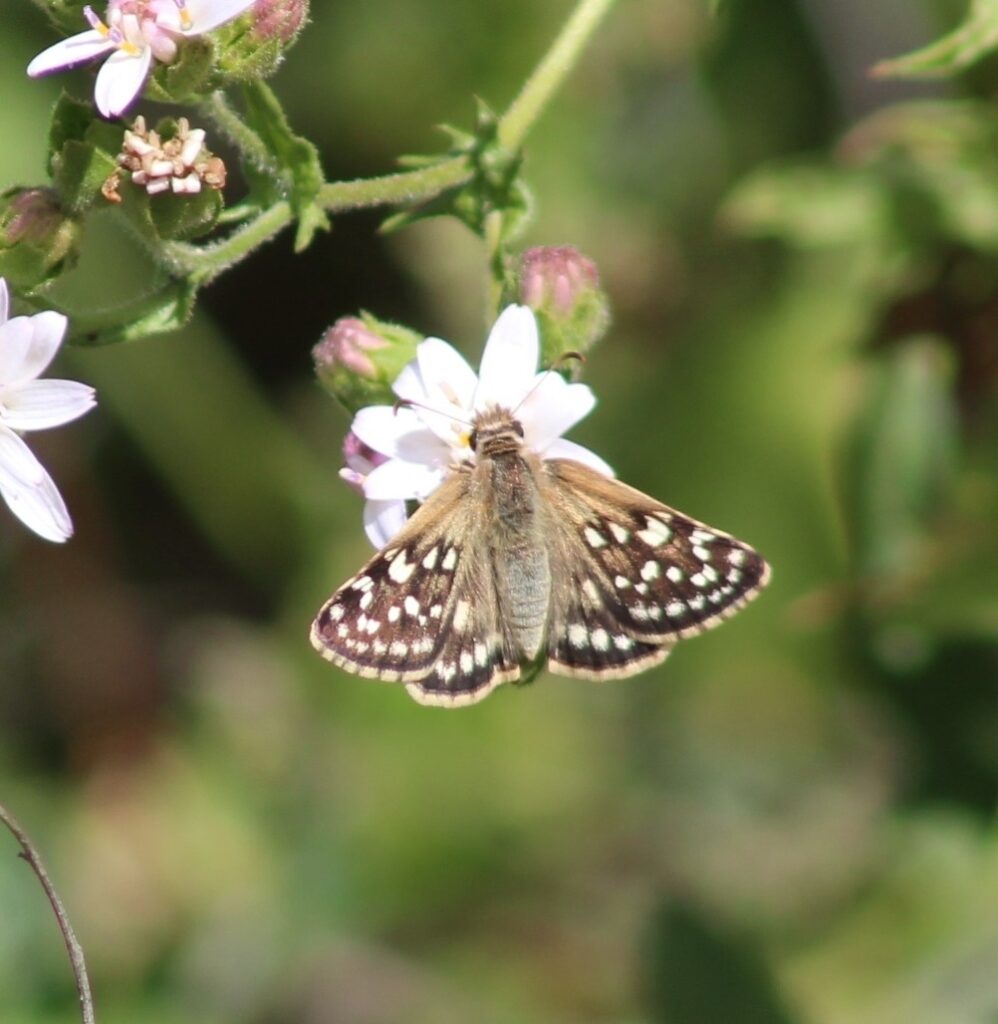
543;458;770;679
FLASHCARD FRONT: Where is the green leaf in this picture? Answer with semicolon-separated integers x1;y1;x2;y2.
241;80;329;252
873;0;998;79
52;140;116;216
47;93;93;166
67;278;199;346
723;163;884;247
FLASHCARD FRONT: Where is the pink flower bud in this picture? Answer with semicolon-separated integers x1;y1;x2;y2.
314;317;388;379
252;0;309;43
312;313;421;413
518;246;610;365
521;245;599;315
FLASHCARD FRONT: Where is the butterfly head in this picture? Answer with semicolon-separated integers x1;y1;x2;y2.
468;406;525;459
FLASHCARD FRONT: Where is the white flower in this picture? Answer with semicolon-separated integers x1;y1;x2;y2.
348;304;613;547
27;0;257;119
0;279;96;543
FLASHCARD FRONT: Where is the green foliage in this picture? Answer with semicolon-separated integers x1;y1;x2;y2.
241;79;329;252
874;0;998;78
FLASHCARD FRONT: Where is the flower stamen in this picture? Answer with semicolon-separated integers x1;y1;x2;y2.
83;5;110;36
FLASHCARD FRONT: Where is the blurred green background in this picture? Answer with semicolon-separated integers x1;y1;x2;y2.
2;1;997;1022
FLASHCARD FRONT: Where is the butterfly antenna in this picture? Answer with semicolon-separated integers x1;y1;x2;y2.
511;351;586;417
393;396;473;428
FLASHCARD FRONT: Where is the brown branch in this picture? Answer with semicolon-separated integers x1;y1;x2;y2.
0;801;96;1024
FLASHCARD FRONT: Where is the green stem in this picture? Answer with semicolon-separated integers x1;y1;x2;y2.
163;199;292;281
498;0;617;151
153;0;616;283
317;156;469;211
201;91;279;177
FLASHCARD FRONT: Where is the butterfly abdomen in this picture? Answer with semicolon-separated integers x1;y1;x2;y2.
486;450;551;661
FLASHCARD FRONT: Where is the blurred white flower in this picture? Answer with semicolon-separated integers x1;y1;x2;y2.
0;279;96;542
27;0;257;119
348;304;612;547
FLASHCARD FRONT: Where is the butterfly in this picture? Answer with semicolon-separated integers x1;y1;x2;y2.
311;404;770;707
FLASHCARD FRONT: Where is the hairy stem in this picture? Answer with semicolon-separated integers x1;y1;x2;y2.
499;0;617;151
150;0;617;284
0;803;95;1024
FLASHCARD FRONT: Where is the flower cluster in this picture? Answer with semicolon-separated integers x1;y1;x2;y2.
0;280;96;542
27;0;257;118
102;116;227;203
343;305;612;547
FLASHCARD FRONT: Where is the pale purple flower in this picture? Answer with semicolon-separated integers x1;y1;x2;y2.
0;279;96;542
348;304;613;548
27;0;258;119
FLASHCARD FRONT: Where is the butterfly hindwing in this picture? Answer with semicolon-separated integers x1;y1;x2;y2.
543;459;770;676
311;469;521;705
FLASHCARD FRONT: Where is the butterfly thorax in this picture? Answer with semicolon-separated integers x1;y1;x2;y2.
470;406;551;662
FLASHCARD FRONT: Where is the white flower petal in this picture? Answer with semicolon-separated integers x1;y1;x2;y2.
352;405;449;466
473;305;539;411
542;437;615;478
0;279;8;327
2;380;96;431
183;0;257;33
0;426;72;542
364;498;409;548
94;45;152;118
393;338;477;445
0;311;69;387
518;373;596;451
0;317;34;387
363;458;444;502
27;30;114;77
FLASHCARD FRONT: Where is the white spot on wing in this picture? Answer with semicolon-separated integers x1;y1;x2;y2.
453;600;470;632
641;560;660;582
584;526;607;549
388;551;415;583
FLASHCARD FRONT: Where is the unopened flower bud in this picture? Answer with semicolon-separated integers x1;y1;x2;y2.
313;312;421;412
518;246;610;368
215;0;309;79
252;0;309;44
0;187;80;288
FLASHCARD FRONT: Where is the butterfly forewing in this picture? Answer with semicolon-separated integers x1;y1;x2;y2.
543;459;770;676
311;470;521;705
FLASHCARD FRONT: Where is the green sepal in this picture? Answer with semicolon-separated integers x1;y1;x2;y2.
873;0;998;79
241;80;329;252
213;13;288;82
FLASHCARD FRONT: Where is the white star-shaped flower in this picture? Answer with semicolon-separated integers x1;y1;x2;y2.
347;304;613;547
0;279;96;543
27;0;257;119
